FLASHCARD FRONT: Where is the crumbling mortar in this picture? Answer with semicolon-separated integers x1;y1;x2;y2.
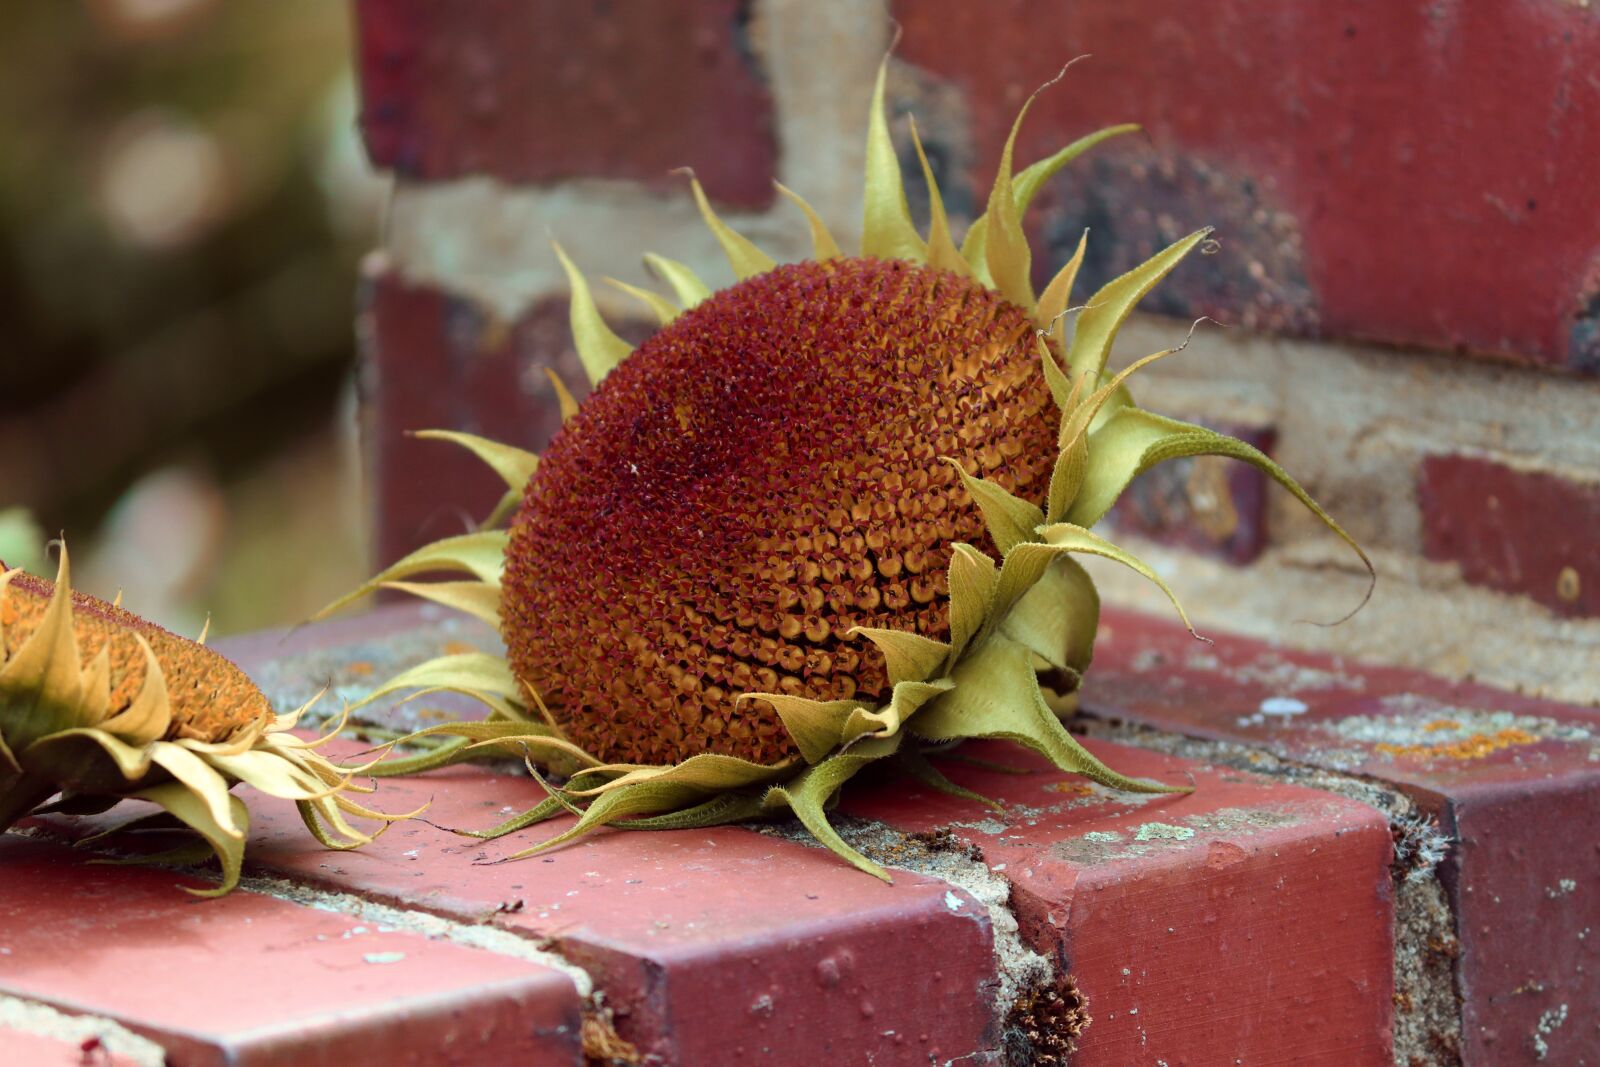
235;873;595;994
756;815;1081;1066
1074;716;1467;1067
0;992;168;1067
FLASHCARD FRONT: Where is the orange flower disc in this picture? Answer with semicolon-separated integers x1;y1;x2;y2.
1;573;270;741
503;257;1058;765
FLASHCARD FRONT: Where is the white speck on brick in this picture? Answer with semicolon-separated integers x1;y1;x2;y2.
363;951;407;965
1260;696;1309;716
944;891;964;913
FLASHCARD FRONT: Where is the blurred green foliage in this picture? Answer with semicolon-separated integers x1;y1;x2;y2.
0;0;378;632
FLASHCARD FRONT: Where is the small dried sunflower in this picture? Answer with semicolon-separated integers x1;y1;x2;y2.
331;62;1368;878
0;547;406;895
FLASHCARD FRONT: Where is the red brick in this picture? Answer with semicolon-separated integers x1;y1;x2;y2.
359;264;653;567
844;738;1395;1065
1080;606;1600;1065
893;0;1600;370
1108;420;1276;564
230;763;997;1065
0;836;583;1067
1419;453;1600;617
354;0;777;207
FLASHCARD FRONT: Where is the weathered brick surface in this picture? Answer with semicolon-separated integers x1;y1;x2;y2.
893;0;1600;371
230;763;997;1065
1419;453;1600;618
0;836;584;1067
359;263;652;567
355;0;777;207
1107;419;1276;564
845;738;1396;1066
1080;605;1600;1065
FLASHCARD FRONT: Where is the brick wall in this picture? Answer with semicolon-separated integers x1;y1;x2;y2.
350;0;1600;705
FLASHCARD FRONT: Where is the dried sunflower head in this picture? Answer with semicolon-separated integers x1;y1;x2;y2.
329;61;1369;878
0;546;409;895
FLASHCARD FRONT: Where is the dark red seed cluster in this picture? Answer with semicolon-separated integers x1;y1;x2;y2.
502;257;1057;765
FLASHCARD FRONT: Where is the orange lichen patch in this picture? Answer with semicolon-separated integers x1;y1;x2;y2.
1421;718;1462;733
441;641;480;656
344;660;376;678
1046;782;1097;797
1376;728;1540;761
1;572;269;742
503;257;1056;765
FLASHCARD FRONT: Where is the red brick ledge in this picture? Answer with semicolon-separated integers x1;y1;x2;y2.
0;834;586;1065
1077;606;1600;1066
18;603;1588;1064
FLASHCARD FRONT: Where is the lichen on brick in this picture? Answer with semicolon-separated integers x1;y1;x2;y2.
1051;805;1301;864
1324;695;1599;763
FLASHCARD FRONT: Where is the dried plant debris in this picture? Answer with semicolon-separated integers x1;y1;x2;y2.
325;55;1369;876
1003;970;1091;1066
0;546;410;894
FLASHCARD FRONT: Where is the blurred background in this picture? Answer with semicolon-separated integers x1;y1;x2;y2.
2;0;1596;706
0;0;381;635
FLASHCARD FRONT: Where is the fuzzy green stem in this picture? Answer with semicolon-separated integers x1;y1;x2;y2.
363;736;475;778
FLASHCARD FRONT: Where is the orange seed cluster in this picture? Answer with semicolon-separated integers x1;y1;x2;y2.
503;258;1059;765
1;572;271;741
